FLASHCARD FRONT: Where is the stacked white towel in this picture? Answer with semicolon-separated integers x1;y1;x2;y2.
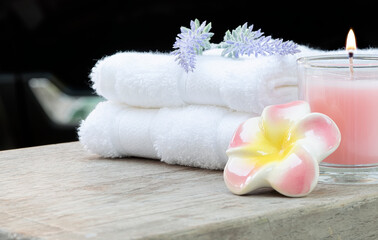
79;46;378;169
79;102;250;169
90;46;320;114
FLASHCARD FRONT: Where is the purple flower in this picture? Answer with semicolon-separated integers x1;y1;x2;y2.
221;23;300;58
171;20;301;72
171;19;213;72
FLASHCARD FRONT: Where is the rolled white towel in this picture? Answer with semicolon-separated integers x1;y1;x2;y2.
78;101;252;169
91;46;322;114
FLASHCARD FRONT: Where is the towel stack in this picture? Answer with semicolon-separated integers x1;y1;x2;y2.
79;46;374;169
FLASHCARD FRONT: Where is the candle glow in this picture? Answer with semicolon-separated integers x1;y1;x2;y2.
346;29;356;75
346;29;357;52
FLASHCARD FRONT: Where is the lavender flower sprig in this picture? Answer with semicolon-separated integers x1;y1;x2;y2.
221;23;300;58
172;20;301;72
171;19;213;72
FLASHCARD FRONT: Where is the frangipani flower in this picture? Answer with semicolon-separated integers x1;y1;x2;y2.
224;101;341;197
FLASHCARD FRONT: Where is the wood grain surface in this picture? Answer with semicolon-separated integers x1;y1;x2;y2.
0;142;377;240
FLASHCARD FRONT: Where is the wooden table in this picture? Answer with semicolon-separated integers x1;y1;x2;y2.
0;142;377;240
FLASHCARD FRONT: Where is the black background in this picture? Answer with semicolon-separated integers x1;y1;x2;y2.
1;0;378;90
1;0;378;149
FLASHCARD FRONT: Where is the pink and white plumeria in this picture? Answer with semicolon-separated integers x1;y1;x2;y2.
224;101;341;197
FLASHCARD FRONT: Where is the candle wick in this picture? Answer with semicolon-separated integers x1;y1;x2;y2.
349;51;354;78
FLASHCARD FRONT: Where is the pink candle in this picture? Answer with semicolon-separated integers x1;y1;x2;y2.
298;54;378;169
304;75;378;166
297;30;378;184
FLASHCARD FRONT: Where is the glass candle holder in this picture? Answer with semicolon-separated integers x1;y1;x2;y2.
297;55;378;184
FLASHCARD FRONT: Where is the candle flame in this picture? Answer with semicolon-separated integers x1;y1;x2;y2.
346;29;356;51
